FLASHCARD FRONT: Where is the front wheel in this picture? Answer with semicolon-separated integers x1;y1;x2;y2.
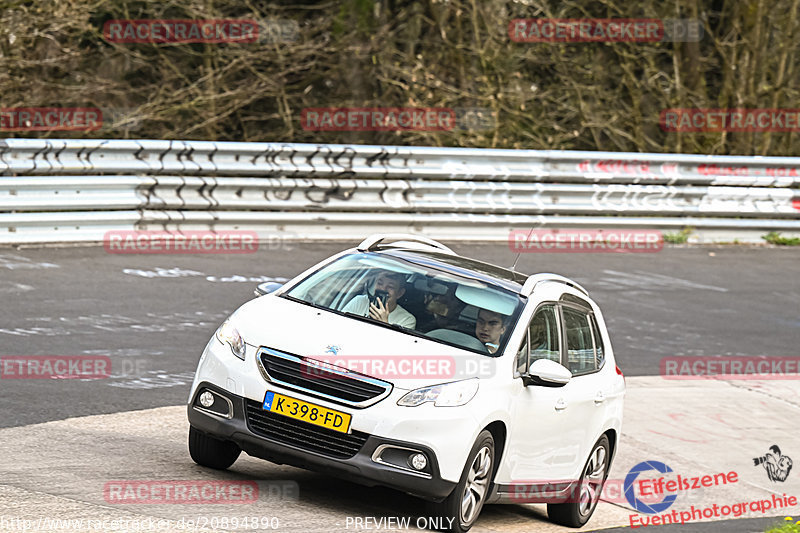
428;430;495;533
188;426;241;470
547;435;610;528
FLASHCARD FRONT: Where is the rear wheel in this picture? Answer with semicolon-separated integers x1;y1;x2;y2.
428;430;494;533
547;435;610;528
188;426;241;470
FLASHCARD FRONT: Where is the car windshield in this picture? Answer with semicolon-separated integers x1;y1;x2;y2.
284;252;524;355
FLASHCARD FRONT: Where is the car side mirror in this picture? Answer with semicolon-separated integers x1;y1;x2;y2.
522;358;571;387
254;281;284;297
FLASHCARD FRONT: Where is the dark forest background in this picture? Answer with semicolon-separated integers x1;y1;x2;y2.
1;0;798;155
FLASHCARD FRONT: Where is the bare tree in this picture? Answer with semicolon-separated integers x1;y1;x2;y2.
1;0;798;155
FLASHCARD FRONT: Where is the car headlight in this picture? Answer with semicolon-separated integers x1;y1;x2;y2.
397;378;479;407
215;320;246;360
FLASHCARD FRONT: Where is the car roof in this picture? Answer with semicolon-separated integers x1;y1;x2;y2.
375;248;528;294
354;235;588;298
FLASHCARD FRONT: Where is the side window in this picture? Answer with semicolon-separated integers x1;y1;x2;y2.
515;333;528;375
590;316;605;368
528;305;560;365
562;306;596;375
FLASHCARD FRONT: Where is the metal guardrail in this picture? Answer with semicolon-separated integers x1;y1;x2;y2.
0;139;798;244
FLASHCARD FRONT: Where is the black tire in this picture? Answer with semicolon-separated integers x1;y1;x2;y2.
428;430;495;533
188;425;241;470
547;435;611;528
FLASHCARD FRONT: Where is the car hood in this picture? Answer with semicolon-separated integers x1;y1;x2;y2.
232;294;498;390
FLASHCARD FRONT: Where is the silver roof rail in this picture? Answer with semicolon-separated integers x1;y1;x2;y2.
521;273;588;297
357;234;456;255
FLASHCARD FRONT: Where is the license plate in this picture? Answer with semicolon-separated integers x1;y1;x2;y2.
262;391;352;433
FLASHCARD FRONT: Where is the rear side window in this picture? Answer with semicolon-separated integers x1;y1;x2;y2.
590;316;605;369
562;306;596;375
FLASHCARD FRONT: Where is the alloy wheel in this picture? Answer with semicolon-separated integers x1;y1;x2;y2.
579;445;607;516
460;446;492;524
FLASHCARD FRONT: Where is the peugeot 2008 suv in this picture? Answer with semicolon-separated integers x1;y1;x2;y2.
188;234;625;532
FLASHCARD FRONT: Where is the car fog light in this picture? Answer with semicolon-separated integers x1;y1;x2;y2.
199;391;215;408
409;453;427;471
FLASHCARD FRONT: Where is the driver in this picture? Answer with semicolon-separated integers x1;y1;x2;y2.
342;270;416;329
475;308;508;354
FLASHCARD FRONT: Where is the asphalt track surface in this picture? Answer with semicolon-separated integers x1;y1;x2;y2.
1;242;797;427
1;242;798;533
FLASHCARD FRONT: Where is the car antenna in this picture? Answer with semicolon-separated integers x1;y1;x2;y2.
510;250;522;273
510;226;537;273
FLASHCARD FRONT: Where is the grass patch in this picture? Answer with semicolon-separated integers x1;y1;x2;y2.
762;232;800;245
663;227;694;244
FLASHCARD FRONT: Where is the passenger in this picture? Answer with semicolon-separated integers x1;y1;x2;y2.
417;283;468;334
475;308;508;354
342;271;416;329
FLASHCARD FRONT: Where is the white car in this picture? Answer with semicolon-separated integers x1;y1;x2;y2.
187;234;625;531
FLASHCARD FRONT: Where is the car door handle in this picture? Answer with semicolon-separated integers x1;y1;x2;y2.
594;392;606;404
554;398;567;411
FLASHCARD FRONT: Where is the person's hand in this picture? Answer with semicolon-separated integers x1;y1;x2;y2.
369;298;390;323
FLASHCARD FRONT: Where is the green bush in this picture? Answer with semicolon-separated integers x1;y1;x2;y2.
663;227;693;244
762;232;800;246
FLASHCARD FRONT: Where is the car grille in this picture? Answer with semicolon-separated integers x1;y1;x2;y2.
244;399;369;459
257;347;392;408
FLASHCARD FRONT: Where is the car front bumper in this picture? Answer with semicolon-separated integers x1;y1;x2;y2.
188;382;457;502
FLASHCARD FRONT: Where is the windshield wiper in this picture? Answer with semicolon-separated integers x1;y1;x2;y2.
282;294;330;312
343;312;448;343
342;311;404;330
282;297;415;337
